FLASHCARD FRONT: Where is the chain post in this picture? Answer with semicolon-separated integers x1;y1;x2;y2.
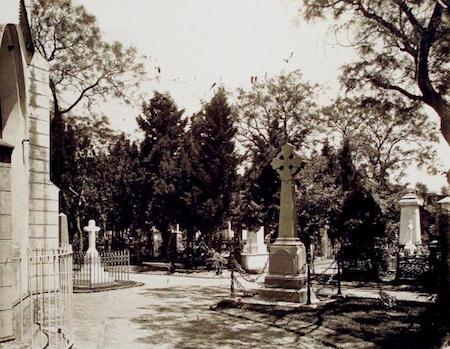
337;247;342;296
230;235;235;297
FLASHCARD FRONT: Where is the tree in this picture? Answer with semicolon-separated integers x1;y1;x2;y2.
137;92;187;257
31;0;146;120
296;141;343;249
322;95;439;188
237;144;280;235
180;88;239;240
55;115;118;251
302;0;450;146
337;138;387;280
236;70;320;155
106;134;141;238
236;71;320;235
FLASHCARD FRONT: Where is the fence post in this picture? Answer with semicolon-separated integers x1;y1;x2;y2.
437;198;450;329
127;250;130;284
89;255;92;289
230;240;235;297
306;247;312;305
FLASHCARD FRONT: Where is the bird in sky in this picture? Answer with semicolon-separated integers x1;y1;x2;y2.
283;51;294;63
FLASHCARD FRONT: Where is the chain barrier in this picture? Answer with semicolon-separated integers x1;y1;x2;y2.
233;258;269;283
229;254;342;301
229;257;270;295
310;259;339;299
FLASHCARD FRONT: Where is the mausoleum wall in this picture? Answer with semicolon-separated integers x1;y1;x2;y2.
28;53;59;251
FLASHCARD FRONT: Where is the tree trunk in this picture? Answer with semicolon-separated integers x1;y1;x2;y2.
432;102;450;186
76;214;83;252
160;228;170;260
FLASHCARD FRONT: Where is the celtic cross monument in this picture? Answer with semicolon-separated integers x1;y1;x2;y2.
259;143;308;303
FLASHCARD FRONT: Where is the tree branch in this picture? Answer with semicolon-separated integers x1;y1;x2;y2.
59;77;103;115
372;79;423;101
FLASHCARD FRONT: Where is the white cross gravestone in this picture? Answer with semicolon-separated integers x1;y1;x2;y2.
80;219;111;284
84;219;101;258
259;143;309;303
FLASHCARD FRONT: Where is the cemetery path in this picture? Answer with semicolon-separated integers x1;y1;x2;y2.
73;272;366;349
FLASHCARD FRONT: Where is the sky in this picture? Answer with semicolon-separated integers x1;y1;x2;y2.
75;0;358;127
2;0;449;191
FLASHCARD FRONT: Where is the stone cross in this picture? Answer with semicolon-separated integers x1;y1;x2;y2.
84;219;100;258
271;143;304;239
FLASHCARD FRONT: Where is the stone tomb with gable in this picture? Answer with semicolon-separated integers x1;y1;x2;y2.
0;0;62;343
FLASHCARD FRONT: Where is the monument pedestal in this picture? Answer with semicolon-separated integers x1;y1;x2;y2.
241;227;269;272
259;237;308;303
79;261;111;284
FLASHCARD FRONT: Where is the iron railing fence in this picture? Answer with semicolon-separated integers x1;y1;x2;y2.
73;250;130;288
12;246;74;349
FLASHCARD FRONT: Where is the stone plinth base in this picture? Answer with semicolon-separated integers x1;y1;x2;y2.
265;274;306;289
79;264;111;284
268;238;306;275
258;287;308;303
259;237;308;303
241;253;268;272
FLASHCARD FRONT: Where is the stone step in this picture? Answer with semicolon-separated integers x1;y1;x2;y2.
265;274;307;289
258;287;308;303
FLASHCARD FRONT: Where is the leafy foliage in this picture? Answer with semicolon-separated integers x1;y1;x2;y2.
137;92;187;255
179;88;239;237
322;95;439;187
31;0;147;118
301;0;450;145
236;71;320;234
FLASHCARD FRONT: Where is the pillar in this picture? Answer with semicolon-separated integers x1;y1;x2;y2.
399;191;423;252
0;141;14;342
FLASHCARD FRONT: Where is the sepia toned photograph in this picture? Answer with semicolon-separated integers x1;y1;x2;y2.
1;0;450;348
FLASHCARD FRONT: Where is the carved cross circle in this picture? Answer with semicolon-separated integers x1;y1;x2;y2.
271;143;303;181
84;219;100;234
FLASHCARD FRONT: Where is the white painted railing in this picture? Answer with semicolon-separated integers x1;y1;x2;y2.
73;250;130;289
12;246;74;349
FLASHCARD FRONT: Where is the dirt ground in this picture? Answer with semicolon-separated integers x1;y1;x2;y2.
73;272;341;349
73;270;438;349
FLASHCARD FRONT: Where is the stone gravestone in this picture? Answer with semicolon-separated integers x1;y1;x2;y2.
241;226;268;272
241;229;248;242
320;226;333;259
59;213;70;246
399;191;423;253
152;228;162;257
259;144;308;303
81;219;110;283
84;220;100;258
224;221;234;240
169;224;184;260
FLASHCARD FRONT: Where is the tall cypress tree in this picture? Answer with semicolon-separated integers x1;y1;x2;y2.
182;88;239;240
337;138;386;279
137;92;187;257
